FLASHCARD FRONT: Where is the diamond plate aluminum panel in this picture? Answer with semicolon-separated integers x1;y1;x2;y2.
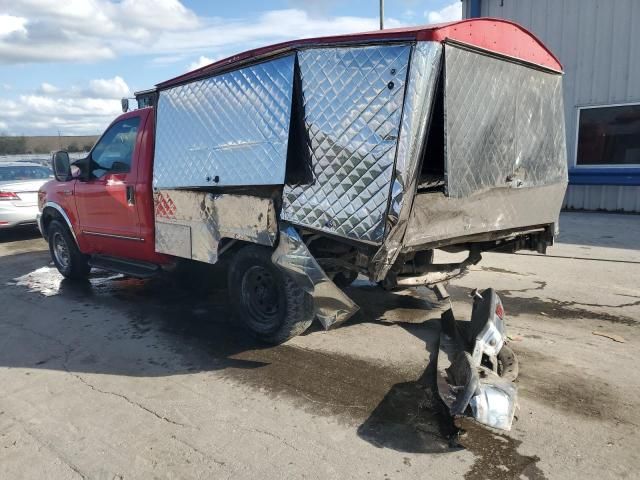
153;55;295;188
444;45;567;198
282;44;412;244
370;41;442;280
154;190;277;264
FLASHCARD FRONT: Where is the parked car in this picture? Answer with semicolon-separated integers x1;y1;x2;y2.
0;162;53;229
38;19;567;345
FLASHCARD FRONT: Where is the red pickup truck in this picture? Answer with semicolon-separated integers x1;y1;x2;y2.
37;19;567;346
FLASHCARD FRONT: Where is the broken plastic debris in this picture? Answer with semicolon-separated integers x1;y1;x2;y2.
437;289;519;431
470;373;518;431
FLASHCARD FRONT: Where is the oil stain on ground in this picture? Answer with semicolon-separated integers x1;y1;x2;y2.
515;346;633;424
456;418;545;480
448;284;638;326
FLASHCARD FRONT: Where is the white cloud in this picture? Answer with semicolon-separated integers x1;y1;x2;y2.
0;4;403;64
88;76;130;98
152;9;403;63
0;77;129;135
38;82;59;94
187;55;215;71
0;14;27;38
426;1;462;24
0;3;408;134
0;0;199;63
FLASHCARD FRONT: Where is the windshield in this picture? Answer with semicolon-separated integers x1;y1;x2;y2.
0;165;53;181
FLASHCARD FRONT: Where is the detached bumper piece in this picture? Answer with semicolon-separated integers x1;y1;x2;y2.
437;289;518;431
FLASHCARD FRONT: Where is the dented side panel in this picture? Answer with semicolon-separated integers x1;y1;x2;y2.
154;190;277;264
443;45;567;198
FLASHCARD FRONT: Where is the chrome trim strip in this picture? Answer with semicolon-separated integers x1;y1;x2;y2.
36;213;44;235
43;201;78;242
82;230;144;242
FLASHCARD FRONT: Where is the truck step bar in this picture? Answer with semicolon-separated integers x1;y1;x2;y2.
89;255;161;279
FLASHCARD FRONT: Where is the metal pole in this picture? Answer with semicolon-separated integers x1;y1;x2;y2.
379;0;384;30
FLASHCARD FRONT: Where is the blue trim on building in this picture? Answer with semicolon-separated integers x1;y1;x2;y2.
569;168;640;186
469;0;482;18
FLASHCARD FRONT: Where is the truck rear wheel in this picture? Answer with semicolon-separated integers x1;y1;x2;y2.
228;245;314;344
48;220;91;280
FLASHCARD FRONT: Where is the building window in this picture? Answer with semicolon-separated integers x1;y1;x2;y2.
576;103;640;166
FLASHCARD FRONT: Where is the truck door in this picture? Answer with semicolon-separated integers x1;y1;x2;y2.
74;112;145;257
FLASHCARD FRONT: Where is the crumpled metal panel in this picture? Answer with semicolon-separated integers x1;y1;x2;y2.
272;224;359;329
444;45;567;198
154;190;277;263
370;42;442;280
282;45;412;243
153;55;295;188
404;182;566;249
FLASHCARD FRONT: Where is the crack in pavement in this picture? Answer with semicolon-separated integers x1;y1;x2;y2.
4;320;187;428
170;434;226;466
11;417;88;479
66;370;187;427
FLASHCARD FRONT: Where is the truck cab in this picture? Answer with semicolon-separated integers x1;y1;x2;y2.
38;107;170;277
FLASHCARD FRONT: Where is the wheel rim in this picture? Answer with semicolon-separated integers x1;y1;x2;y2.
241;265;281;331
52;231;70;269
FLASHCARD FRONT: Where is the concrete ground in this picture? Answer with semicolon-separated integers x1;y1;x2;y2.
0;212;638;480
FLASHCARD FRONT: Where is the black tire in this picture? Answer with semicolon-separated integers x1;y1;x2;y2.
228;245;314;344
48;220;91;280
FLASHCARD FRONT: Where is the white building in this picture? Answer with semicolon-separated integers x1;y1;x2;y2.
462;0;640;211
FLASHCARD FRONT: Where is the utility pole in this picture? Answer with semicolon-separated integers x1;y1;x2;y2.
379;0;384;30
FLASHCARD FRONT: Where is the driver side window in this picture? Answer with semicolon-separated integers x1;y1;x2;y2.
90;117;140;178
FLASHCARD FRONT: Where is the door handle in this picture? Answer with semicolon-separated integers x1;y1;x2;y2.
126;185;135;205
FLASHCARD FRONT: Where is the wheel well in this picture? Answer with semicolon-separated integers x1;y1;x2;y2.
40;207;65;239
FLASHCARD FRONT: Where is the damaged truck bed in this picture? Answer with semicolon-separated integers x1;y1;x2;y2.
150;19;567;299
148;19;567;430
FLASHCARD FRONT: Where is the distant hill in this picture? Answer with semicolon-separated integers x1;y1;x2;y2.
0;135;99;155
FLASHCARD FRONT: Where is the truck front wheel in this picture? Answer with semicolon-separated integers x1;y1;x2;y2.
48;220;91;280
228;245;314;344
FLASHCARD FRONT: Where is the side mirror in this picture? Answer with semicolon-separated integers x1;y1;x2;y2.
52;151;71;181
121;98;129;112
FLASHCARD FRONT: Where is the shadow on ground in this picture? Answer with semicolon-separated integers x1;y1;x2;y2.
0;226;41;243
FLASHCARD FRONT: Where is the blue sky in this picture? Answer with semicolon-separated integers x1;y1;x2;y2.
0;0;461;136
